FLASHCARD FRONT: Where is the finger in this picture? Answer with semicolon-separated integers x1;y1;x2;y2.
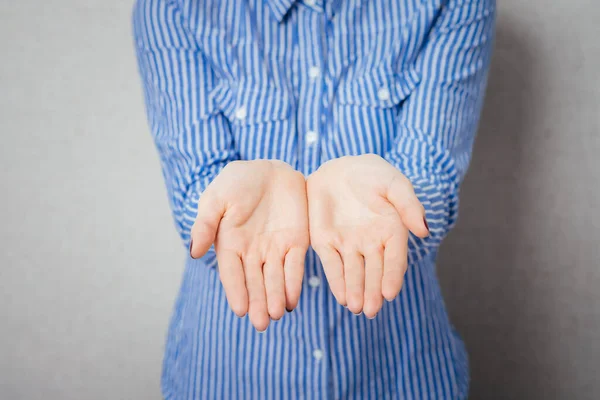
264;258;286;320
314;244;346;306
343;251;365;314
216;250;248;317
386;175;429;238
244;257;270;332
363;249;384;319
283;246;306;311
190;189;226;259
382;231;409;301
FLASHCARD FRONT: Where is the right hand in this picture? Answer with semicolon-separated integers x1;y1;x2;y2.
189;160;310;331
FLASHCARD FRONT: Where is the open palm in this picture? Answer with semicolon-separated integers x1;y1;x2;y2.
307;155;429;318
190;160;309;331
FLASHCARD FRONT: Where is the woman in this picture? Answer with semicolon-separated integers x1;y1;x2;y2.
133;0;496;398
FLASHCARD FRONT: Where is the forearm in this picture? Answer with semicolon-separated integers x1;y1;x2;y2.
386;0;496;259
133;0;238;247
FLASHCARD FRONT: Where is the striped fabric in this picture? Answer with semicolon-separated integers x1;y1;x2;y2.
133;0;495;398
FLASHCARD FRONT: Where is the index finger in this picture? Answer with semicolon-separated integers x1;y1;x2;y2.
216;249;248;317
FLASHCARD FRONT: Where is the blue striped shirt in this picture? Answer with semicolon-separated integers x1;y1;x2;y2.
133;0;495;398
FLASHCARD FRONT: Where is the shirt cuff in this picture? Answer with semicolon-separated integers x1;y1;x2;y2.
385;154;459;262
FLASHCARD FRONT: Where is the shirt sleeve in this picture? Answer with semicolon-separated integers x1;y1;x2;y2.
132;0;238;247
384;0;497;262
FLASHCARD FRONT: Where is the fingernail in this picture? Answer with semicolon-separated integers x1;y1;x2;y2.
367;314;378;320
423;217;429;232
286;307;293;313
189;239;196;259
352;311;363;316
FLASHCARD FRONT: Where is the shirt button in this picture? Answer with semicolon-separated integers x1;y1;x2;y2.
235;106;247;120
313;349;324;360
308;66;320;79
308;276;321;288
377;87;391;101
305;0;317;6
306;130;318;145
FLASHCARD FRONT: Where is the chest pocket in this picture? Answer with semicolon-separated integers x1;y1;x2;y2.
210;80;296;161
331;67;421;157
336;67;421;109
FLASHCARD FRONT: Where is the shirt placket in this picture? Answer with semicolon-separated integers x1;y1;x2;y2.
296;0;326;178
294;1;333;398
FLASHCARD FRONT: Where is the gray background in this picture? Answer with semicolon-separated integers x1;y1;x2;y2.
1;1;598;399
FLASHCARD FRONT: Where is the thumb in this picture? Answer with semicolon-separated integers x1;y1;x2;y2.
386;175;429;238
190;190;226;259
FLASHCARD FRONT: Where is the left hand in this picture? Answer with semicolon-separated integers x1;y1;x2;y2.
306;154;429;318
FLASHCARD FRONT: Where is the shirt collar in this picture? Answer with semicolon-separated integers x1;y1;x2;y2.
267;0;358;22
266;0;298;22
